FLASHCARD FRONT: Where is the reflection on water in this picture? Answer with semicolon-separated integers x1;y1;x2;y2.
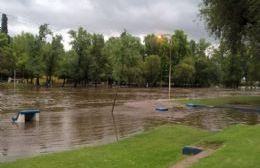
0;88;259;161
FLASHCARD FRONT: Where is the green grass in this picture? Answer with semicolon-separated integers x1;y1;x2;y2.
191;124;260;168
176;96;260;106
0;125;210;168
1;124;260;168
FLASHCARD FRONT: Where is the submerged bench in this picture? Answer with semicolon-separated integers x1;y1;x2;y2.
155;106;168;112
182;146;203;155
186;103;210;108
12;109;40;123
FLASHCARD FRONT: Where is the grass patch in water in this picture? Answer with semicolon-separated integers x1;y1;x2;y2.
176;96;260;106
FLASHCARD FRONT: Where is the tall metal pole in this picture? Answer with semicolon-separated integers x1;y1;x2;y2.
157;34;173;99
169;39;172;100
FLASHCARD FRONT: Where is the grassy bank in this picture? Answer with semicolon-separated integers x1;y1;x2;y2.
191;124;260;168
176;96;260;106
0;125;210;168
1;124;260;168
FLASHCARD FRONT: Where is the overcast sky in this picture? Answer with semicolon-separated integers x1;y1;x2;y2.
0;0;214;50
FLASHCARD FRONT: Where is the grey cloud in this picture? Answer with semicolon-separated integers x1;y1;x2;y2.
0;0;214;42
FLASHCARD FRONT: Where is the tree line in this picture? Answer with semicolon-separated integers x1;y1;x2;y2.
0;1;259;88
200;0;260;88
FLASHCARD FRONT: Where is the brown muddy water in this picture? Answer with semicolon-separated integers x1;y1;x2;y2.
0;87;259;162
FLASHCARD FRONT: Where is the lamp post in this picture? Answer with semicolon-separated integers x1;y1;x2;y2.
168;37;172;99
157;34;172;99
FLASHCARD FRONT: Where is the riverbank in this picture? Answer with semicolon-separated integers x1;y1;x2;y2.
0;124;259;168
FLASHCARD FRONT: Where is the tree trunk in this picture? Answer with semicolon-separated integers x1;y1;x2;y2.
62;78;66;88
36;77;40;87
95;80;97;88
84;78;89;87
46;76;49;88
74;80;77;88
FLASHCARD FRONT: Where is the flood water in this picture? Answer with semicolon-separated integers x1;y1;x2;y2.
0;87;259;162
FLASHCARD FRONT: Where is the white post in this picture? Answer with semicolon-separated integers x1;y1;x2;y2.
35;113;40;121
16;114;25;123
14;69;16;90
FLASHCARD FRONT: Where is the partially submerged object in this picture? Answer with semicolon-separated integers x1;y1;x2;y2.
12;109;40;123
186;103;210;108
155;106;168;112
182;146;203;155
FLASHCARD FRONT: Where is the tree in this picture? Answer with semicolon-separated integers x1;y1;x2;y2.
108;31;143;85
144;34;169;85
38;24;52;41
69;27;92;87
194;57;221;86
91;34;105;87
190;38;219;86
144;34;161;56
102;37;121;86
30;24;52;86
174;57;195;86
1;14;8;34
172;30;191;66
196;38;211;57
143;55;161;87
12;32;36;81
189;40;197;57
57;50;75;87
103;31;143;85
43;35;64;87
0;33;14;79
120;31;143;85
200;0;260;87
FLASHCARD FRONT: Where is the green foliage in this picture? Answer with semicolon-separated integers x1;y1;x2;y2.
143;55;161;86
0;32;8;47
172;30;191;65
69;27;92;86
1;20;257;88
196;38;210;57
104;31;143;85
57;51;71;82
174;57;195;85
144;34;170;84
38;24;52;41
43;35;64;85
200;0;260;87
102;37;120;84
0;33;14;76
12;32;35;78
1;14;8;34
90;34;106;85
144;34;162;56
194;57;221;86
